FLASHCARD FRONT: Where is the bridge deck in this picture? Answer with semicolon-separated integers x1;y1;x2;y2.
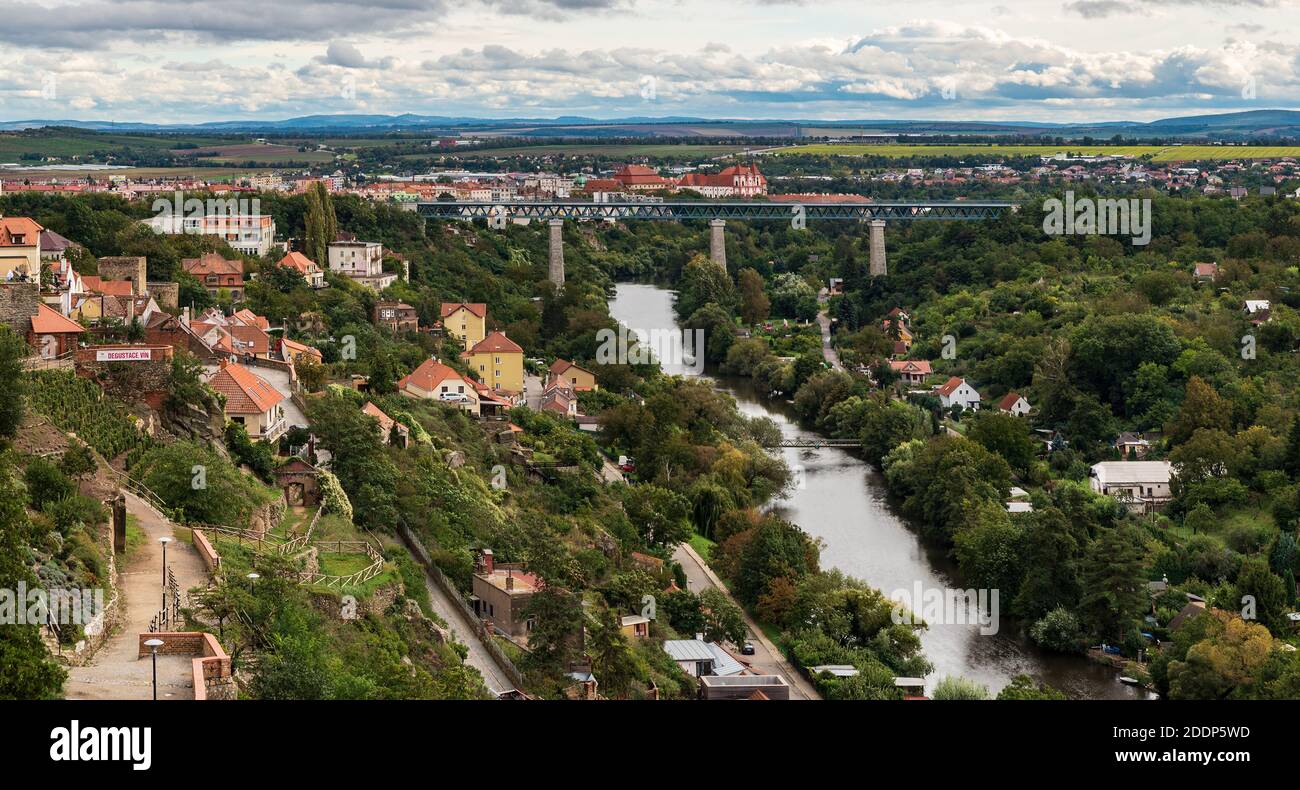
417;200;1015;222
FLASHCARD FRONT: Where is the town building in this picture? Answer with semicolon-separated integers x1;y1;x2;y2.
396;358;479;415
29;302;84;358
362;401;410;447
374;301;420;333
676;163;768;197
470;550;538;639
278;251;325;289
206;360;287;441
327;240;395;290
464;331;525;394
1089;461;1173;511
144;213;277;257
548;358;598;391
182;253;245;302
661;639;746;678
0;216;43;280
440;302;487;348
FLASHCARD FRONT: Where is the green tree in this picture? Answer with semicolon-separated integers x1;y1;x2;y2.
996;674;1067;700
699;587;746;646
1079;525;1148;642
737;267;770;325
623;484;692;548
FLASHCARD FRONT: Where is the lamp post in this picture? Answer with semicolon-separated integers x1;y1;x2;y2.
159;536;172;611
144;638;163;700
246;572;259;592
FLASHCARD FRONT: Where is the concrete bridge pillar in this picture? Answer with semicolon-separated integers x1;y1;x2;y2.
708;218;727;269
548;219;565;288
868;219;887;277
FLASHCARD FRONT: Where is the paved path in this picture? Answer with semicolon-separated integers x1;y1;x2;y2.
673;542;820;700
65;492;208;700
524;373;544;410
420;572;514;696
816;309;843;371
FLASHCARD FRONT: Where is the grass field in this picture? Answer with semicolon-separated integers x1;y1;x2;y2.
0;166;270;179
774;143;1300;162
0;131;233;159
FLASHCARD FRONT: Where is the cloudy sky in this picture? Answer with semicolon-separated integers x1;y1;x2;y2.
0;0;1296;123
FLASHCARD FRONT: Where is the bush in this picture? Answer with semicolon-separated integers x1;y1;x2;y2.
24;458;75;511
1030;607;1084;653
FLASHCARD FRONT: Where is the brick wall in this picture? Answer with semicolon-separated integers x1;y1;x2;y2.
138;631;234;700
192;529;221;573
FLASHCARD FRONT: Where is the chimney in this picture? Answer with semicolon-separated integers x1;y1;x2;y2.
505;571;514;591
481;549;494;575
181;305;190;327
218;358;229;370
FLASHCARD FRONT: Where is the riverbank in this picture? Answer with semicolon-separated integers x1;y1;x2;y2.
611;282;1152;699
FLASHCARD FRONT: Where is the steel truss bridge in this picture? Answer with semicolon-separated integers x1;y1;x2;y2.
771;437;862;449
416;200;1015;223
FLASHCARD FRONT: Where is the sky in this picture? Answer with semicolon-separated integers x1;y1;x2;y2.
0;0;1297;124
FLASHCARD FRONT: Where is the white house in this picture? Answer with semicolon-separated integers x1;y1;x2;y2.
1089;461;1173;511
997;392;1031;416
936;376;981;411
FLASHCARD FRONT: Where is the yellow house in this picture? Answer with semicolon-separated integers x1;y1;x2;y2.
464;331;524;394
440;302;487;349
1;217;44;280
548;358;598;391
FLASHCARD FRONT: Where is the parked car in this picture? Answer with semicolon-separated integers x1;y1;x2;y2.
618;455;636;473
742;642;756;655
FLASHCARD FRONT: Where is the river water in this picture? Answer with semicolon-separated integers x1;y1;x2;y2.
610;282;1151;699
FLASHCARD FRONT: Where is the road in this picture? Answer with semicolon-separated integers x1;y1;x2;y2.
672;542;820;700
816;309;843;371
420;571;515;696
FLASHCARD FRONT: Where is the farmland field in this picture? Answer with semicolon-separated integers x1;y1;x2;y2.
773;143;1300;161
446;143;751;158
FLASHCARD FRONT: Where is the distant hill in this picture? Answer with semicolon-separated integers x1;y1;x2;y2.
1;108;1298;139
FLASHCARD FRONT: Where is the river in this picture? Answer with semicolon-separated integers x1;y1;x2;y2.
610;282;1151;699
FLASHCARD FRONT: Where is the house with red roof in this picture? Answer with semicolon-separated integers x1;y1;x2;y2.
548;358;598;391
935;376;981;412
440;302;487;348
997;392;1031;417
1193;262;1218;283
362;401;409;447
397;358;479;415
206;360;287;441
464;330;525;394
888;359;932;386
278;251;325;289
610;164;674;192
29;302;84;358
182;253;245;302
0;217;43;280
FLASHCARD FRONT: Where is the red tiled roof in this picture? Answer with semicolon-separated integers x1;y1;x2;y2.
278;251;319;274
209;362;283;414
397;358;466;392
468;331;523;354
889;359;931;375
182;253;243;276
936;376;965;396
0;217;42;247
362;401;396;433
440;302;487;319
78;276;135;297
31;303;84;334
228;324;270;355
232;309;269;330
998;392;1025;411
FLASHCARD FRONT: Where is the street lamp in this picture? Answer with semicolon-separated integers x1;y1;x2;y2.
159;537;172;611
246;572;259;593
144;638;163;700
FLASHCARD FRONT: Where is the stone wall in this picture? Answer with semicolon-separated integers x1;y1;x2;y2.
97;256;147;293
246;499;287;537
138;631;234;700
74;345;174;410
147;281;179;311
0;282;40;337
